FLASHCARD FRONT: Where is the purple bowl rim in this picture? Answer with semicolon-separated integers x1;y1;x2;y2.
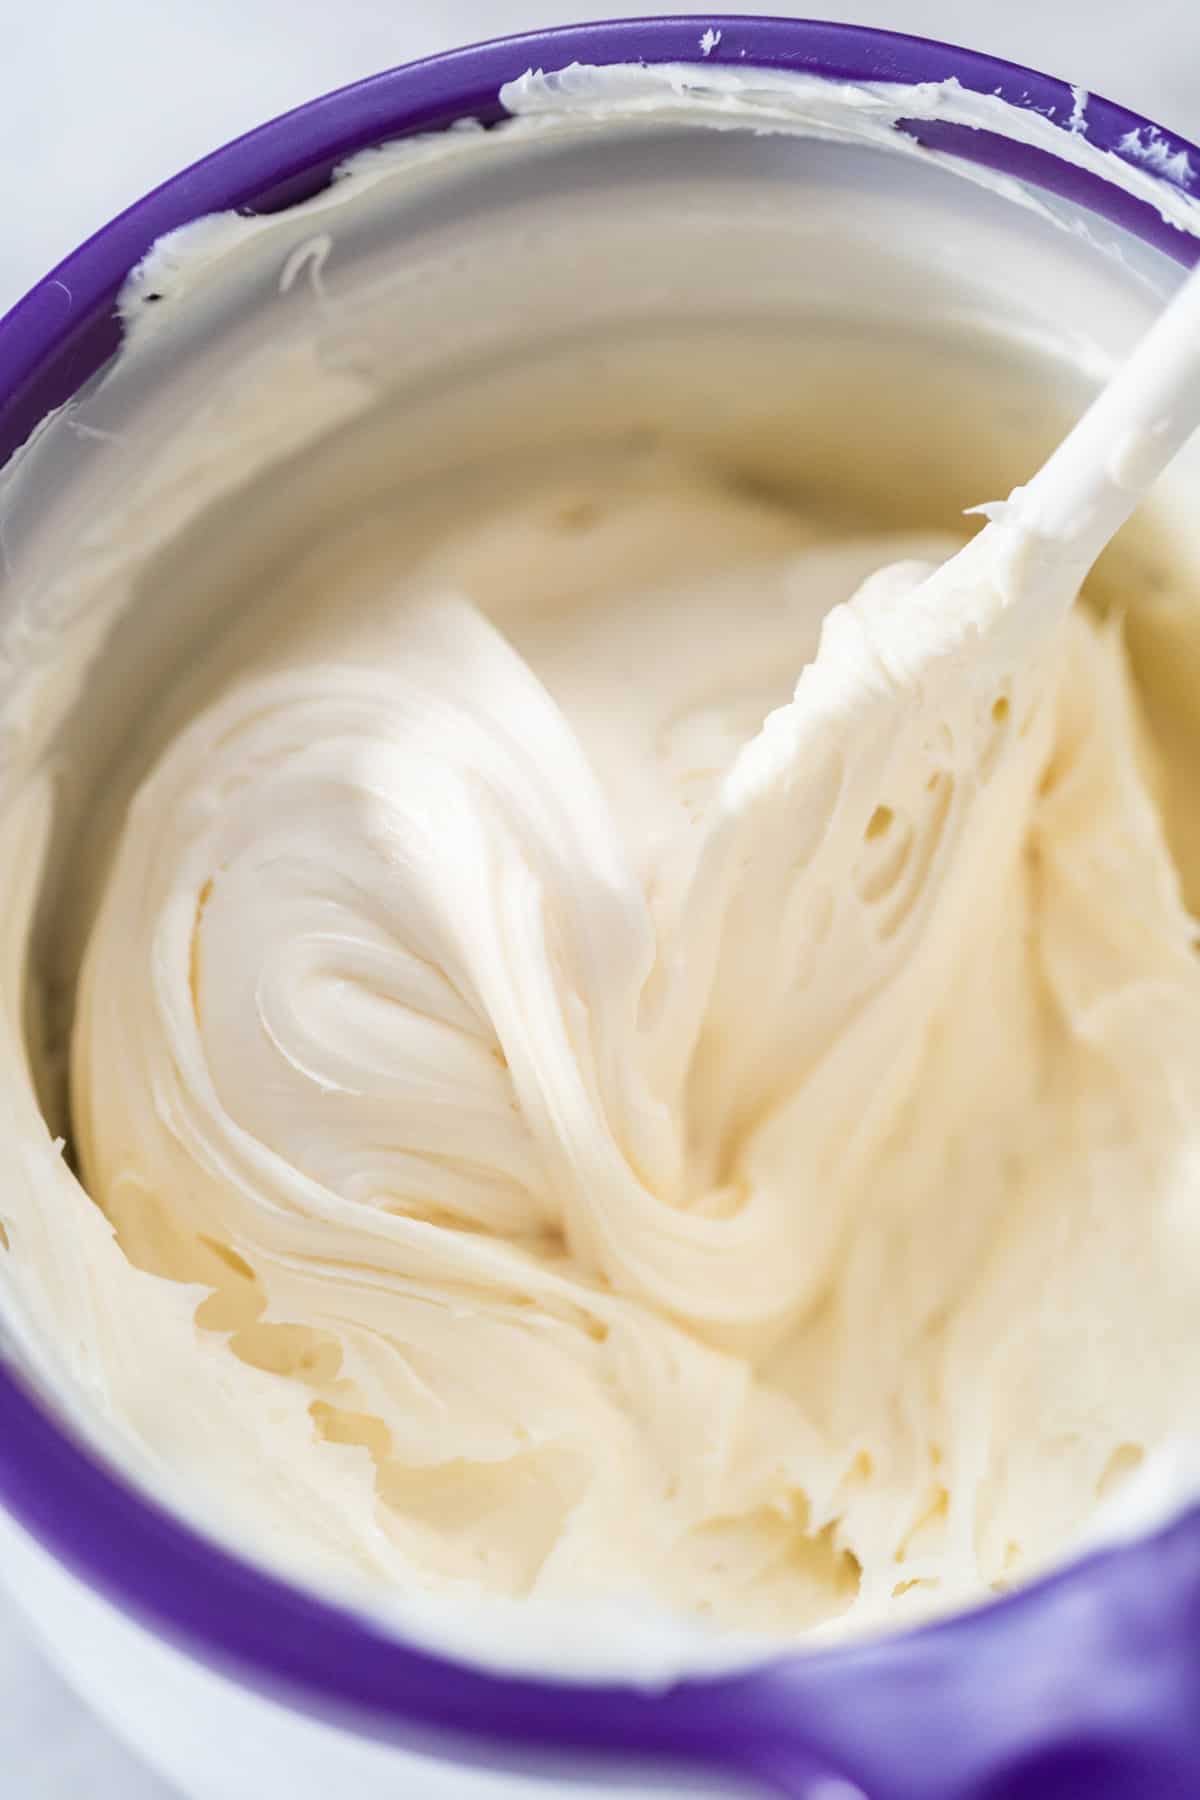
3;13;1200;467
2;13;1200;1786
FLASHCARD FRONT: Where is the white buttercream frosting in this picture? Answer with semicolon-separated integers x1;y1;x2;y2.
63;455;1200;1646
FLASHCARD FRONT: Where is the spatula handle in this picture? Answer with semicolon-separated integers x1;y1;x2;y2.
1023;255;1200;570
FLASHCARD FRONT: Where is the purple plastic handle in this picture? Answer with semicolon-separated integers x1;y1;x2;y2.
2;18;1200;1800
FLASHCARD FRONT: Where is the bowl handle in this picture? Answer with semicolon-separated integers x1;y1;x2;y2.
703;1510;1200;1799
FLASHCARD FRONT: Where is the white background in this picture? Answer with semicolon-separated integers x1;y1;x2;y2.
1;3;1198;1793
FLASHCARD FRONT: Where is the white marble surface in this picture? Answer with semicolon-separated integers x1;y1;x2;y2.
1;3;1199;1795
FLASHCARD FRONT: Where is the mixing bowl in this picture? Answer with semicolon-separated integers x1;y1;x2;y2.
3;17;1200;1799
